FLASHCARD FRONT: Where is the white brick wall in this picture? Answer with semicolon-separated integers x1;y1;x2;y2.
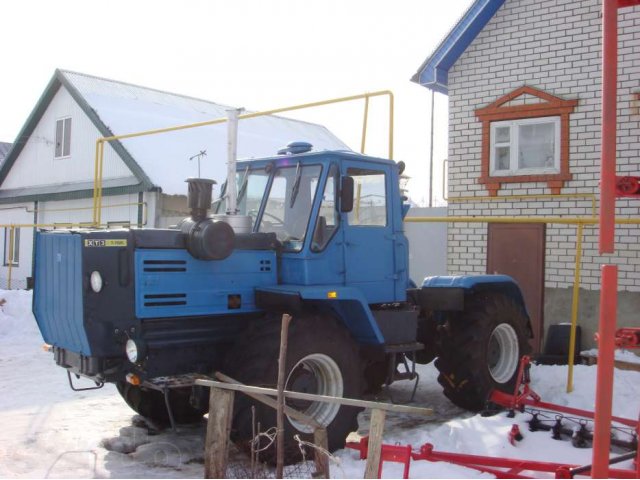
446;0;640;291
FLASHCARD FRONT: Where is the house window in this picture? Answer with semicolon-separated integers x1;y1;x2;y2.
55;117;72;158
490;117;560;176
3;228;19;266
475;86;577;196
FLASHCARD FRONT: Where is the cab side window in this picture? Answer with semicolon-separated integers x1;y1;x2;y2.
347;168;387;226
311;165;339;252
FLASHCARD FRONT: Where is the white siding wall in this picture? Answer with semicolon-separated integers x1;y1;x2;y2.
2;87;134;189
0;194;152;289
446;0;640;291
37;194;145;227
0;203;36;289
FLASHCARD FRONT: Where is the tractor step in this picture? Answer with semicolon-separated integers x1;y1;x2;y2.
384;342;424;403
142;373;213;391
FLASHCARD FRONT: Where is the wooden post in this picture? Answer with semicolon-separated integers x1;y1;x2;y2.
276;313;292;479
204;387;235;479
313;427;330;479
364;408;386;479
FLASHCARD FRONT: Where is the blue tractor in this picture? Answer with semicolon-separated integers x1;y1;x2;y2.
33;143;531;462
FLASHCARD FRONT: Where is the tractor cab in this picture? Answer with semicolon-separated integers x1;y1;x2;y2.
215;145;410;305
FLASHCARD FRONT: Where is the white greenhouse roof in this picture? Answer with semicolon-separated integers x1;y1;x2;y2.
62;71;350;195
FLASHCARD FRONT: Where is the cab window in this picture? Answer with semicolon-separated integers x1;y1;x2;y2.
311;164;340;252
347;168;387;226
259;164;322;251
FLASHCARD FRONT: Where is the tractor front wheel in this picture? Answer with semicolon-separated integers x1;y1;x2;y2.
435;294;531;411
224;313;363;464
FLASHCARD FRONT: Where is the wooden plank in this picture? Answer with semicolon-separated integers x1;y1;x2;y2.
197;378;433;416
204;388;235;479
313;427;330;479
364;409;386;479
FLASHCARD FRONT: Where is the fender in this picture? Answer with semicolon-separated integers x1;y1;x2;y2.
417;274;529;317
255;285;384;345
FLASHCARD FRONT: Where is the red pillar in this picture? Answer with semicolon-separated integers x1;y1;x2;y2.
592;265;618;478
599;0;618;254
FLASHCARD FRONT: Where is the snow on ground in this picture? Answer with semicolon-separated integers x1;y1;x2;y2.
581;347;640;365
1;289;639;478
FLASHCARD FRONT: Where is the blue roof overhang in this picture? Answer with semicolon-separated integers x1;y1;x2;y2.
411;0;506;94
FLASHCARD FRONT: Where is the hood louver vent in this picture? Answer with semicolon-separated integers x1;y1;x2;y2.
143;259;186;273
144;293;187;307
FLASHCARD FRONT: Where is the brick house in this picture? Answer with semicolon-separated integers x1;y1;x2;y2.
412;0;640;350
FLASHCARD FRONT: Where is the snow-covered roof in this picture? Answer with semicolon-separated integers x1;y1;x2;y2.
61;70;350;195
0;70;350;198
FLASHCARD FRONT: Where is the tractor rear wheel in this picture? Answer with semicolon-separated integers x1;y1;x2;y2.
116;382;206;425
224;313;363;464
435;294;531;411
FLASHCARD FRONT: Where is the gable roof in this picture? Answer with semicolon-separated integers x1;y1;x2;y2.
0;142;11;164
0;70;350;197
411;0;506;94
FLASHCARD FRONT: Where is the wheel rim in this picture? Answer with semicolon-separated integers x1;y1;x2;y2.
285;353;343;434
488;323;519;384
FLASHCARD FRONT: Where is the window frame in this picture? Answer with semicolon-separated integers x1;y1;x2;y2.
475;86;578;196
54;116;72;159
3;228;19;267
489;116;561;177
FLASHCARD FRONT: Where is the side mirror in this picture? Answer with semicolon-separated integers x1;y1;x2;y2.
340;176;354;213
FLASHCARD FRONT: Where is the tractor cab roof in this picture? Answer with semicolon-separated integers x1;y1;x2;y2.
236;147;399;172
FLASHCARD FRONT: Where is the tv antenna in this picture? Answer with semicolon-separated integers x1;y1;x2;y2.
189;150;207;178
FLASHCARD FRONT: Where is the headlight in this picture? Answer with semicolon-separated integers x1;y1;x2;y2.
125;339;139;363
90;271;103;293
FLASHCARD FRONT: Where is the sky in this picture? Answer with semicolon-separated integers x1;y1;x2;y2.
0;0;474;206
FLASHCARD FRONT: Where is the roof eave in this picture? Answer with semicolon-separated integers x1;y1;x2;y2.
410;0;506;94
0;69;157;193
0;72;62;186
57;71;156;191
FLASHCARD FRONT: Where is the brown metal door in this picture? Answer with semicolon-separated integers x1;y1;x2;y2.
487;223;545;353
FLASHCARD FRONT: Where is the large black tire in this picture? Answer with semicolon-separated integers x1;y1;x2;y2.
435;294;531;411
116;382;206;425
224;314;364;464
363;359;388;394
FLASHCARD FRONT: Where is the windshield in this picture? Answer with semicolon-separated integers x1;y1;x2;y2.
214;168;270;228
259;164;322;251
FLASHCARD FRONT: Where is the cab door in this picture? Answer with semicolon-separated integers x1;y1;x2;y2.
341;161;396;303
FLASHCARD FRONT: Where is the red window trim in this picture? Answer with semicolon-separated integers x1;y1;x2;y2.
475;86;578;196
